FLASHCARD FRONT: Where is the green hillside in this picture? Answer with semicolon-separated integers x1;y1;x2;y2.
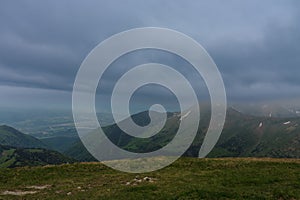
64;139;96;161
0;125;46;148
40;136;78;153
64;111;180;161
0;157;299;199
65;108;300;161
0;145;76;168
208;108;300;158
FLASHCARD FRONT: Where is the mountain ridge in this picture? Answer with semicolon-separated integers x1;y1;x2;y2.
65;107;300;161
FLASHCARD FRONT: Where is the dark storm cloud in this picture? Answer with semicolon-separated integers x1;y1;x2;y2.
0;0;300;107
0;0;146;91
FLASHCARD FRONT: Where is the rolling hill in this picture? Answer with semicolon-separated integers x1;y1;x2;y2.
0;145;76;168
64;111;181;161
0;125;76;168
40;136;79;153
64;139;96;161
0;125;47;148
65;108;300;161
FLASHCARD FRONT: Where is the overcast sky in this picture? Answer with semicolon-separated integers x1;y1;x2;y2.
0;0;300;111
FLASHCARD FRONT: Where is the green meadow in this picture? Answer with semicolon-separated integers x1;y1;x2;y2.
0;157;300;199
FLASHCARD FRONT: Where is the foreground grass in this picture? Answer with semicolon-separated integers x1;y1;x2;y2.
0;157;300;199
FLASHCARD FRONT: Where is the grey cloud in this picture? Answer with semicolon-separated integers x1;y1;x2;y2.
0;0;300;109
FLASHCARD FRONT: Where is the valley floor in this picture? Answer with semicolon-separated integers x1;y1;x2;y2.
0;157;300;199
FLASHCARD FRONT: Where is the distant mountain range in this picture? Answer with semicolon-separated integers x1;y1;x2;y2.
64;107;300;161
1;106;300;167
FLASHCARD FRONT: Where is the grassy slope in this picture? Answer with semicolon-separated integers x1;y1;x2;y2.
208;109;300;158
0;145;76;168
40;136;79;153
0;125;46;148
65;108;300;161
0;157;300;199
